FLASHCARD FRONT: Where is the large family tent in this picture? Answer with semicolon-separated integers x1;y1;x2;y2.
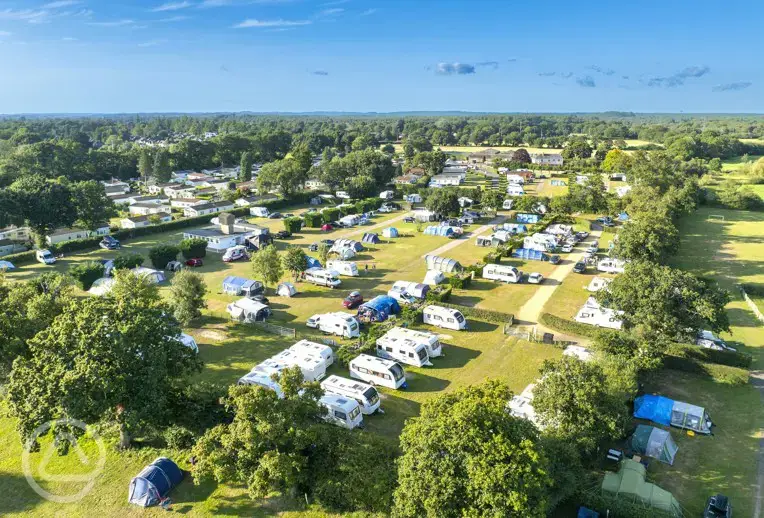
277;282;297;297
382;227;399;238
128;457;184;507
306;257;321;269
423;270;445;285
630;425;678;465
601;460;682;517
222;276;264;297
495;223;528;234
424;226;454;238
358;295;401;322
333;239;363;252
516;213;541;224
424;255;462;273
512;248;547;261
362;232;380;244
634;394;713;435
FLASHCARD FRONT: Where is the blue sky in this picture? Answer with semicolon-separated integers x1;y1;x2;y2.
0;0;760;114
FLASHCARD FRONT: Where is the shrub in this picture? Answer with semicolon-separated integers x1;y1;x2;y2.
322;208;340;224
538;313;600;338
163;425;197;449
179;237;208;259
464;263;484;278
447;273;472;289
68;261;105;291
0;249;36;266
112;252;144;270
304;212;323;228
437;302;514;325
665;342;752;369
483;251;502;264
579;492;676;518
425;285;453;302
339;204;357;216
283;217;304;233
149;244;180;270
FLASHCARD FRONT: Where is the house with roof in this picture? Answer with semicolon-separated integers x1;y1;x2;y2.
171;170;196;182
236;180;258;192
429;173;465;187
405;167;426;176
46;224;110;246
129;202;172;216
130;194;170;205
0;225;31;242
110;193;135;206
185;175;216;187
183;200;236;218
183;213;260;252
207;179;233;192
170;198;207;209
442;165;468;175
530;153;564;166
164;184;197;199
194;186;218;197
120;213;172;229
147;182;176;195
101;178;131;195
394;175;418;185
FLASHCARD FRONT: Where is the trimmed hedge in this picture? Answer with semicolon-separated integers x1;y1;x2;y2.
179;237;208;259
538;313;600;339
665;342;752;369
322;208;340;224
283;217;304;233
339;205;357;216
578;492;675;518
0;249;36;266
436;301;514;325
149;244;180;270
425;285;453;302
303;212;323;228
663;355;749;386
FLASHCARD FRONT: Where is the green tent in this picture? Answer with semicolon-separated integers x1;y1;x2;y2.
601;459;682;517
630;425;679;465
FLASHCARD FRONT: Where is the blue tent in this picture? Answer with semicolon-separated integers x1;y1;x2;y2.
128;457;184;507
222;276;263;297
362;232;380;244
512;248;547;261
358;295;401;322
633;395;674;427
307;257;321;269
496;223;527;234
577;508;599;518
424;226;454;237
382;227;399;238
516;213;541;224
618;212;630;222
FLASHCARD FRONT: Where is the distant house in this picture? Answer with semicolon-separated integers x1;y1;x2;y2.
183;201;235;218
164;184;197;199
305;178;326;190
429;173;465;187
120;213;172;229
129;202;172;216
101;178;130;195
530;153;563;166
394;175;418;185
171;170;196;182
468;149;502;162
0;225;31;242
207;179;232;192
442;166;468;175
194;186;218;197
130;194;170;205
185;175;215;187
110;193;135;205
148;182;176;195
406;167;426;176
170;198;206;209
46;224;110;245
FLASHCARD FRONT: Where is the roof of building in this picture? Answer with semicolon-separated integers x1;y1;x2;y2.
123;213;172;223
109;193;134;200
131;195;170;202
184;226;252;238
186;201;235;212
48;225;109;237
131;201;170;209
171;197;204;203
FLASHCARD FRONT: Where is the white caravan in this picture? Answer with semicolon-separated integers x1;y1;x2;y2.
387;281;429;303
586;276;612;293
379;190;395;200
237;363;286;397
321;375;381;414
326;260;359;277
290;339;334;366
482;264;523;284
423;305;467;331
36;249;56;265
506;185;525;196
319;394;364;429
349;354;407;390
376;331;431;368
597;258;627;274
574;297;624;330
405;194;422;203
304;267;341;288
271;349;328;382
502;199;514;210
507;384;540;427
335;191;351;200
309;312;360;338
506;174;525;185
379;326;442;359
250;206;270;217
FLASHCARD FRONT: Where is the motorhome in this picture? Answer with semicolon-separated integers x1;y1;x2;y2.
227;299;271;322
320;375;381;414
319;394;364;429
482;264;523;284
379;326;442;358
250;206;270;218
326;260;359;277
387;281;430;304
506;185;525;196
506;174;525;185
423;305;467;331
379;190;395;200
309;312;360;338
597;258;627;274
290;339;335;366
349;354;407;390
376;331;431;368
271;349;328;382
36;249;56;265
222;245;249;262
304;267;342;288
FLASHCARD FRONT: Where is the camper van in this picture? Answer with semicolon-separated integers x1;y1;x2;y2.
383;327;443;358
250;206;270;218
506;174;525;185
319;394;364;429
290;339;335;366
326;260;359;277
271;349;328;382
36;249;56;265
308;312;360;338
506;185;525;196
223;245;249;262
376;331;431;368
349;354;407;390
387;281;429;304
304;267;341;288
321;375;381;414
597;258;627;274
482;264;523;284
423;305;467;331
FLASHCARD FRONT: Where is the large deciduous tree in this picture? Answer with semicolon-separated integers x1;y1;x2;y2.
282;246;308;281
612;212;679;263
152;149;172;183
72;180;116;231
425;187;460;216
138;149;153;181
392;380;551;518
256;158;309;197
9;174;77;244
511;148;531;164
251;244;284;290
169;270;208;325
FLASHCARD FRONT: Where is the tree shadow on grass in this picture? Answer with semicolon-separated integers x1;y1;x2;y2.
0;472;44;515
432;343;481;369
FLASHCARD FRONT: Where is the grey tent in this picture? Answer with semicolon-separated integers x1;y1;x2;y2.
424;254;462;273
333;238;363;252
630;425;678;465
128;457;184;507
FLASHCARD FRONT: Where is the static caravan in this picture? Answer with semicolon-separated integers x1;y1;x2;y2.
380;326;442;359
237;364;286;397
597;258;627;274
376;330;432;368
405;194;422;204
507;384;539;427
335;191;351;200
506;185;525;197
349;354;407;390
423;305;467;331
290;339;334;366
586;276;612;293
506;174;525;185
313;312;360;338
271;349;328;382
388;281;430;303
250;206;270;217
321;375;381;414
227;299;271;323
326;260;359;277
482;264;523;284
304;267;341;288
319;394;364;430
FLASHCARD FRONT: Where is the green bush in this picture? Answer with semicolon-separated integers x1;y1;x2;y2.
447;273;472;289
435;301;514;325
579;492;676;518
163;425;197;449
483;251;502;264
339;204;357;216
538;313;600;338
68;261;105;291
283;217;304;233
304;212;323;228
662;355;750;385
149;244;180;270
425;285;453;302
179;237;208;259
0;249;36;266
112;252;145;270
322;208;340;224
464;263;484;278
665;342;752;369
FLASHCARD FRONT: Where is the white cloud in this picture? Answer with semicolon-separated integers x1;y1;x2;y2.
318;7;343;16
234;18;311;28
0;9;50;23
360;8;377;16
88;19;135;27
61;36;77;41
138;39;166;47
158;15;189;22
151;1;193;12
41;0;82;8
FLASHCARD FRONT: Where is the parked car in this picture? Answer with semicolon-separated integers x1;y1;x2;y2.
268;212;283;219
573;261;587;273
403;216;415;223
586;245;598;254
343;291;364;309
378;205;393;213
549;255;561;265
309;239;335;252
275;230;292;239
283;213;295;218
99;236;120;250
185;258;204;267
528;273;544;284
575;231;589;241
561;244;574;253
306;314;321;328
704;494;731;518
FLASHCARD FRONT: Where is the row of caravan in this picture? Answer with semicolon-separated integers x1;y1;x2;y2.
376;326;443;368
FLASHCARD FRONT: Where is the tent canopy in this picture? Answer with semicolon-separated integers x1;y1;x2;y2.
424;254;462;273
306;257;321;269
359;295;401;321
634;394;711;434
0;260;15;270
128;457;184;507
601;460;682;516
333;238;363;252
516;213;541;223
382;227;399;238
277;282;297;297
362;232;380;244
424;270;445;285
424;226;454;237
630;425;678;465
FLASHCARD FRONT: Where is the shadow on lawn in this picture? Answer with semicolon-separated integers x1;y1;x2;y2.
0;473;44;514
435;343;481;369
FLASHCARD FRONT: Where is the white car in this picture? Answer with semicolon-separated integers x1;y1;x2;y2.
306;315;321;328
36;249;57;265
378;205;394;213
528;273;544;284
586;245;598;254
561;244;574;253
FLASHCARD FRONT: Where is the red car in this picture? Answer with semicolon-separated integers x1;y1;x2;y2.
321;223;333;232
185;258;204;267
343;291;363;309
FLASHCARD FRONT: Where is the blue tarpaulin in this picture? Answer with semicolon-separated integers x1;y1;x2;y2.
424;226;454;237
516;213;541;224
633;395;674;427
577;507;599;518
618;212;630;221
359;295;401;321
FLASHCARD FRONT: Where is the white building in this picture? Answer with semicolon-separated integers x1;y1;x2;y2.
120;213;172;229
183;227;253;252
530;153;563;166
0;225;31;242
129;202;172;216
305;178;327;190
183;201;236;218
46;225;110;246
170;198;207;209
429;173;465;187
148;182;176;195
164;184;198;199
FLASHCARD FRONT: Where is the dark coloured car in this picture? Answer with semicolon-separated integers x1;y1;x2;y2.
309;239;335;251
99;236;120;250
575;231;589;241
185;258;204;267
343;291;364;309
549;255;561;265
573;261;587;273
268;212;283;219
275;230;292;239
704;494;731;518
251;294;270;305
404;216;415;223
282;213;295;218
